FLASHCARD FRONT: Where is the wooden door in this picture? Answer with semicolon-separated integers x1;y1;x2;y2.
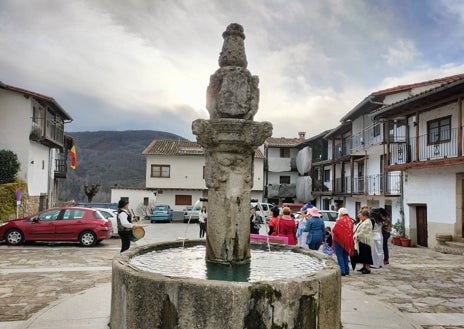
416;205;428;247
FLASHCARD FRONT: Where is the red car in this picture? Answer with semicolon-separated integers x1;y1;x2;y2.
0;207;113;247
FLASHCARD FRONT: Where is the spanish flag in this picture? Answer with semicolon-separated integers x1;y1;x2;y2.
69;144;77;170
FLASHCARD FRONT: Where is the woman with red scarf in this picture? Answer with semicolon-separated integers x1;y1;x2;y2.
332;208;354;276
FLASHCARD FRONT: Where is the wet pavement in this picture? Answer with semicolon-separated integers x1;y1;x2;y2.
0;221;463;328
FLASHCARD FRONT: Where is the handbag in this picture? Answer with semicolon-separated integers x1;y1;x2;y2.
322;242;334;255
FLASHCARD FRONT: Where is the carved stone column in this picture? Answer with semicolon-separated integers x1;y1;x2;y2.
192;23;272;264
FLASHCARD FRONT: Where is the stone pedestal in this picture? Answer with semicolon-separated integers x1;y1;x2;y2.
193;118;271;264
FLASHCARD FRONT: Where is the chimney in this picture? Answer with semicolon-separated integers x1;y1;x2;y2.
298;131;306;140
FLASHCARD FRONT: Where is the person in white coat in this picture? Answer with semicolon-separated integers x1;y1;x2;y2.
371;219;384;268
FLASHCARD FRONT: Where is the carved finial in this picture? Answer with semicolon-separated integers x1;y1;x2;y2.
218;23;247;68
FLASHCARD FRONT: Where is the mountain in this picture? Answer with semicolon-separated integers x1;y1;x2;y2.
58;130;186;203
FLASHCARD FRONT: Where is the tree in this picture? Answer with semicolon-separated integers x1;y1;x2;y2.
84;184;100;202
0;150;20;184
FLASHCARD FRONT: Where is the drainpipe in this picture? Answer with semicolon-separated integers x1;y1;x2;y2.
399;171;405;236
47;148;53;208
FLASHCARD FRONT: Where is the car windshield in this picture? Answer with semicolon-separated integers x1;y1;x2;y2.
321;212;337;222
155;206;168;211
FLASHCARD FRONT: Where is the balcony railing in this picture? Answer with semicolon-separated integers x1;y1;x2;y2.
352;173;401;195
54;153;67;178
30;118;65;148
334;138;352;160
389;128;459;164
312;179;331;192
334;176;351;193
351;125;384;152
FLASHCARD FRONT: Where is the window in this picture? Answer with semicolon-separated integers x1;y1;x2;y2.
373;123;381;137
279;176;290;184
151;164;170;178
176;195;192;205
280;148;290;158
427;116;451;144
324;169;331;182
62;210;85;220
143;197;149;206
38;209;61;221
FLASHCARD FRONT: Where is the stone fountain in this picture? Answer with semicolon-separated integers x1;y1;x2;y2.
110;23;341;329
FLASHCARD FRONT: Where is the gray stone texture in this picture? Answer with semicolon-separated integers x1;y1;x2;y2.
110;241;342;329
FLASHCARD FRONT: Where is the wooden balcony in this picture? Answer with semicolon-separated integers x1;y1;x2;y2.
388;128;463;170
54;154;67;179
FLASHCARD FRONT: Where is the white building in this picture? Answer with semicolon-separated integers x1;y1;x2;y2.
263;132;306;205
0;81;73;213
370;73;464;248
296;73;464;249
111;139;265;216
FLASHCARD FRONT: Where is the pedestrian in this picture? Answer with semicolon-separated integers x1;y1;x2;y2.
199;206;207;238
277;207;297;245
370;208;392;265
322;226;334;255
371;210;384;269
352;210;374;274
117;199;138;253
332;208;354;276
250;207;262;234
354;204;369;225
379;208;392;265
303;207;325;250
267;207;280;236
296;211;309;248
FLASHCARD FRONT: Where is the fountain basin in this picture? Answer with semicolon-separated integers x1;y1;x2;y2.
110;240;341;329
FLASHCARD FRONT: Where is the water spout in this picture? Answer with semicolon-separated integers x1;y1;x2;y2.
181;199;203;248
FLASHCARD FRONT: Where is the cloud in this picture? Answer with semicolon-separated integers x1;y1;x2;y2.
1;0;464;141
383;39;421;66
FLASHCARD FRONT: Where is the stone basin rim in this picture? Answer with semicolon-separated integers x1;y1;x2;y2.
115;239;339;285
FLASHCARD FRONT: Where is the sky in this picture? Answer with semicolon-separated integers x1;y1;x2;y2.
1;0;464;141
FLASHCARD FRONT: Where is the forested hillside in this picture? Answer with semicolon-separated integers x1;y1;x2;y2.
58;130;186;203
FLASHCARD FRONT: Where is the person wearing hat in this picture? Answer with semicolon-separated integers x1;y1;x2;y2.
117;199;138;252
303;207;325;250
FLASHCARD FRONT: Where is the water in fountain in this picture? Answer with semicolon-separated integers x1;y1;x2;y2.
130;244;325;282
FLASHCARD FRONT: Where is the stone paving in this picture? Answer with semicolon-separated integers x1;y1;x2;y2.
0;241;116;322
0;223;463;328
341;244;464;329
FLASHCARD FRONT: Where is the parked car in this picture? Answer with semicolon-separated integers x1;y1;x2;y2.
96;208;119;237
183;205;201;223
0;207;113;247
250;202;274;221
75;202;118;211
319;210;339;229
150;205;173;223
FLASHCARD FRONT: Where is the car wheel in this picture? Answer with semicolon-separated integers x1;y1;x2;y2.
79;231;97;247
5;229;24;246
